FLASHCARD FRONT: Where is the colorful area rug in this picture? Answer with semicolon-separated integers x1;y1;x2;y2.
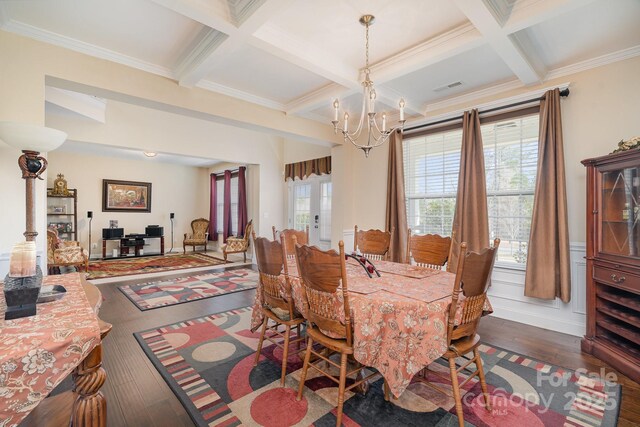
134;307;621;427
119;268;258;311
87;253;226;280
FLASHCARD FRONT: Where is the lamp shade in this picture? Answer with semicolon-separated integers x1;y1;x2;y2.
0;121;67;152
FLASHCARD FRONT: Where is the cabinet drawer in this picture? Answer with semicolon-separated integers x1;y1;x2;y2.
594;265;640;294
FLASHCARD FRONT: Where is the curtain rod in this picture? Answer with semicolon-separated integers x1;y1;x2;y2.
404;87;570;133
210;166;246;176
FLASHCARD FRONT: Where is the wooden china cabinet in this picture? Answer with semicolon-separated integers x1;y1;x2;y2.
582;149;640;383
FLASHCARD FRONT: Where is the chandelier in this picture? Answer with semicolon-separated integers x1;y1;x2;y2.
331;15;406;157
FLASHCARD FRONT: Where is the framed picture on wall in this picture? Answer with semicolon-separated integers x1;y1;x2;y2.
102;179;152;213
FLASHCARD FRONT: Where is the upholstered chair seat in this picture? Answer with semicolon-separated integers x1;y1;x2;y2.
183;218;210;253
222;220;253;262
47;228;88;274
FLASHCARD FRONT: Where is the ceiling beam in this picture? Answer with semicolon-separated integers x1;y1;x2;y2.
156;0;296;87
284;23;483;116
502;0;599;34
453;0;544;85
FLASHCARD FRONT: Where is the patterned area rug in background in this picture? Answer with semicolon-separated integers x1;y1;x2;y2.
135;307;621;427
119;268;258;311
86;253;227;280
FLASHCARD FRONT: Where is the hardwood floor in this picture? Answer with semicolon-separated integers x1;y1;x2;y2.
30;266;640;426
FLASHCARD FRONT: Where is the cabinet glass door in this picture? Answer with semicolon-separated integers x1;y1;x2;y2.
600;166;639;257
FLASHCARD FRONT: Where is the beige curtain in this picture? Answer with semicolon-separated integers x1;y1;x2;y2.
450;109;489;267
285;156;331;181
385;130;408;263
524;89;571;302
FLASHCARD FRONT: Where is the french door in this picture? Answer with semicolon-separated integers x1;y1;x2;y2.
288;175;332;249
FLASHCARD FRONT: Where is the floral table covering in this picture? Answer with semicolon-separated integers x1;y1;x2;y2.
0;273;101;427
251;259;492;398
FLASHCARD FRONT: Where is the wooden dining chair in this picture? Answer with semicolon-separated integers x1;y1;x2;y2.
353;225;393;261
273;226;309;258
406;229;452;270
252;232;306;385
388;239;500;427
295;240;380;427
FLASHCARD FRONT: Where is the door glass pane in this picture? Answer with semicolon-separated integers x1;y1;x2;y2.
320;182;332;241
601;167;640;256
293;184;311;231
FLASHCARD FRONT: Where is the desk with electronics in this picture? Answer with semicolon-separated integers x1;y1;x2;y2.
101;225;165;259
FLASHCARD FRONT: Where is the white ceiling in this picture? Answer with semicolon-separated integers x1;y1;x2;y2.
2;0;640;126
55;138;223;168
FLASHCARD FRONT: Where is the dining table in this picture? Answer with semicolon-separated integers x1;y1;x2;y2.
250;256;492;398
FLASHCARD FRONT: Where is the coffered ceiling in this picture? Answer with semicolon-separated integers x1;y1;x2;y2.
1;0;639;126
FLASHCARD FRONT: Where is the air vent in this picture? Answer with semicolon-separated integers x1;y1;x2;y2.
433;81;463;92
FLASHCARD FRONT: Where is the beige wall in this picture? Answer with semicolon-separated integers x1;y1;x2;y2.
0;30;336;271
46;151;209;255
338;55;640;244
283;139;331;164
45;99;288;242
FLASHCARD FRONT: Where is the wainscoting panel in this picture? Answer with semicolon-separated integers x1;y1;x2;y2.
342;230;587;337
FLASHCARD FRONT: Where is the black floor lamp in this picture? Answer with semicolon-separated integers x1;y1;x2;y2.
169;212;174;253
87;211;93;259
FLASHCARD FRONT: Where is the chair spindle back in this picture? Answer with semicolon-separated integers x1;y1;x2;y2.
294;239;352;345
447;239;500;345
406;229;452;269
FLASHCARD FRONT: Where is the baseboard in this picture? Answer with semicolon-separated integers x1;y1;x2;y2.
489;304;586;337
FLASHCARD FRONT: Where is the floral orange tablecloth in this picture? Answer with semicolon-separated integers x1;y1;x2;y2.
0;273;101;427
251;259;491;397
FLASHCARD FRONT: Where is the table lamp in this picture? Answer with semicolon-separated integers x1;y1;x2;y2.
0;122;67;242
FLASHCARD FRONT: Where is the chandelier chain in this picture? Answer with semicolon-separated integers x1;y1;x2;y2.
365;22;370;74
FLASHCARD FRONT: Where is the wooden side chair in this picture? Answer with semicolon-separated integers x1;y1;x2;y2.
406;229;452;270
183;218;210;254
274;226;309;258
353;225;393;261
46;228;88;274
223;219;253;262
389;239;501;427
252;232;305;385
295;240;380;427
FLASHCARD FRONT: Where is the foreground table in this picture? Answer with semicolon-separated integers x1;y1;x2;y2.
251;258;491;398
0;273;112;427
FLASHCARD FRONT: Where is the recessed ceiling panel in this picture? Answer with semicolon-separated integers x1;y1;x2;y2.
518;0;640;69
382;44;515;106
2;0;204;69
262;0;469;70
203;44;332;104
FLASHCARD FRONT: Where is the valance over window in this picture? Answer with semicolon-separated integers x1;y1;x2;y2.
285;156;331;181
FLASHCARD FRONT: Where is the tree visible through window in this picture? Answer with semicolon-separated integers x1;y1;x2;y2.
403;113;539;265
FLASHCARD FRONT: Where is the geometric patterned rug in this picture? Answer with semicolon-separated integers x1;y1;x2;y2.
87;253;227;280
119;268;258;311
134;307;621;427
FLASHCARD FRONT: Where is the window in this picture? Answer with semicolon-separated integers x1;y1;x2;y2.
403;129;462;236
293;183;311;231
320;182;332;241
216;179;224;233
403;112;539;265
216;175;239;234
482;114;539;264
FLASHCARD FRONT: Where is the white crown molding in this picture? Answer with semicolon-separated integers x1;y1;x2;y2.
409;81;570;129
1;19;175;79
545;45;640;80
229;0;266;25
196;80;284;110
416;44;640;125
422;79;523;114
370;23;483;83
174;28;228;84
